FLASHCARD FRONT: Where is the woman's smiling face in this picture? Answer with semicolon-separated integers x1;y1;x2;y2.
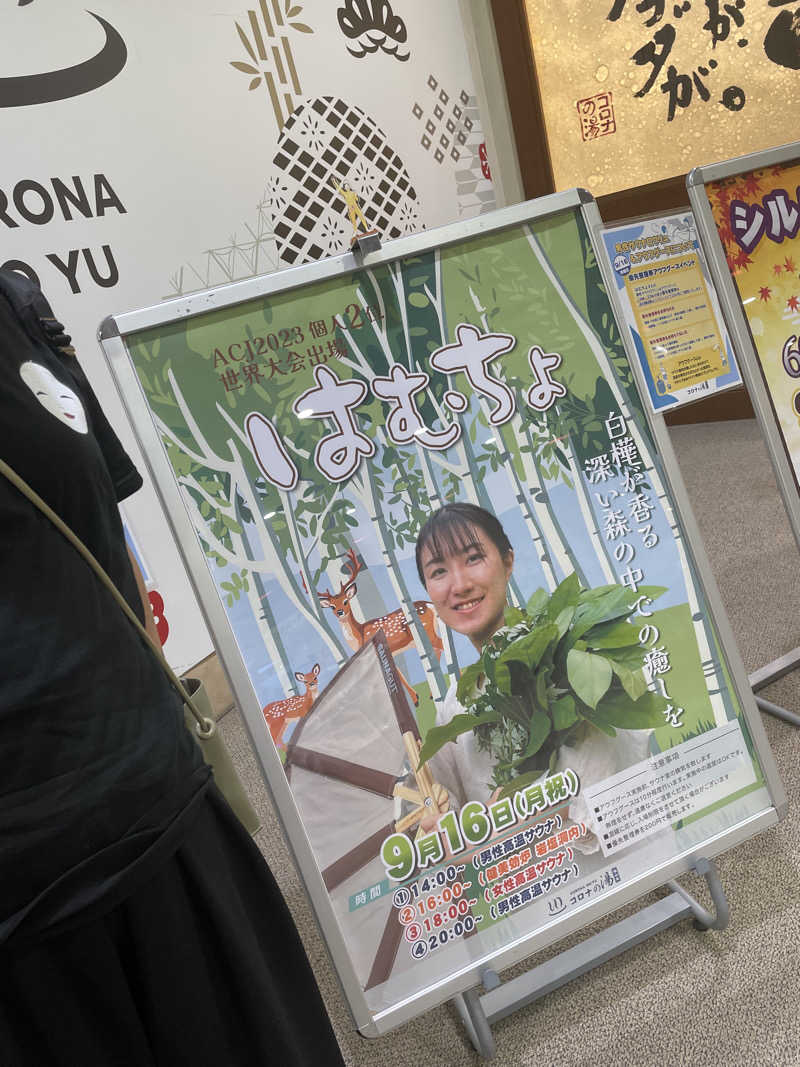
421;525;513;651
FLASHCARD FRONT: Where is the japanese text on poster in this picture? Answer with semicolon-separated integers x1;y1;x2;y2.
603;213;740;411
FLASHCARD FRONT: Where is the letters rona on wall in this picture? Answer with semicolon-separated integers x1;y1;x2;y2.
0;173;126;295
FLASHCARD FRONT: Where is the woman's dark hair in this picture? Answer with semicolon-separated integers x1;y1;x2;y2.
415;503;512;585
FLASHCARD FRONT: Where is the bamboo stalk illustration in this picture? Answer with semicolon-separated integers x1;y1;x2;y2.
551;408;617;583
174;475;287;678
468;287;562;592
336;276;459;696
334;300;454;699
231;515;296;693
231;0;311;132
159;369;348;665
213;399;350;665
349;460;448;703
521;419;590;587
420;252;529;608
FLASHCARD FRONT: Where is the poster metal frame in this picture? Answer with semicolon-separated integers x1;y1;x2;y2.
99;188;786;1038
687;140;800;554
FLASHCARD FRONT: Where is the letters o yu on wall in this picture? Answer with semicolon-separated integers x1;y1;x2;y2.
0;174;126;294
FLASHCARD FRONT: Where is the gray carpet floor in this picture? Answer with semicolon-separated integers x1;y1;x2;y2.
218;418;800;1066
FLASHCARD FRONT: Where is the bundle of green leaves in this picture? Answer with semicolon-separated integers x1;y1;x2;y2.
418;574;668;796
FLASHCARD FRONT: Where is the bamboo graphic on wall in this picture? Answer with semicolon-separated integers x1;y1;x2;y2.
231;0;311;132
228;1;421;267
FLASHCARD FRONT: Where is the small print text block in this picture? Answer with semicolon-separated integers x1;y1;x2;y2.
584;721;757;857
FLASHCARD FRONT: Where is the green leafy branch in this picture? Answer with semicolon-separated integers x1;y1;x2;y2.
418;573;668;796
220;569;250;607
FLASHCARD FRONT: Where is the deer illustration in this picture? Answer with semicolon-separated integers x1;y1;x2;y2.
318;548;442;706
262;664;320;748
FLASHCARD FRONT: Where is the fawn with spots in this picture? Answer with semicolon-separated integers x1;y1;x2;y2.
317;548;442;706
263;664;320;748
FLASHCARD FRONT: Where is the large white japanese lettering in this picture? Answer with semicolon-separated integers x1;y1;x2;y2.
526;345;566;411
370;364;461;449
293;365;375;483
245;411;299;490
244;323;570;489
429;323;516;426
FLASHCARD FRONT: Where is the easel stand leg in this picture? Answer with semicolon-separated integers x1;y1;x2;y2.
451;857;728;1059
665;856;729;930
748;649;800;727
754;695;800;727
748;648;800;692
452;987;497;1060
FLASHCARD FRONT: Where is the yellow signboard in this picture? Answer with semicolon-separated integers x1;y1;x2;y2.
524;1;800;195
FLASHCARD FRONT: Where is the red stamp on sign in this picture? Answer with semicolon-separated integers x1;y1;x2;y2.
479;142;492;181
576;91;616;142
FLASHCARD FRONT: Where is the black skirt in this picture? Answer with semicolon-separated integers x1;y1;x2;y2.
0;785;345;1067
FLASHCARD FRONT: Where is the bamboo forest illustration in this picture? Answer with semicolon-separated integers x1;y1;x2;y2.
128;208;757;778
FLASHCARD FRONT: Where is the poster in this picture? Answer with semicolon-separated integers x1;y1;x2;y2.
523;1;800;196
108;199;776;1030
601;213;740;411
701;158;800;492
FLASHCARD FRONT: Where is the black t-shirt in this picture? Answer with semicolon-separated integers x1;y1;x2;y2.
0;276;208;945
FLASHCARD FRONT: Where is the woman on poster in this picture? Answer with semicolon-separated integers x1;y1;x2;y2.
415;502;652;850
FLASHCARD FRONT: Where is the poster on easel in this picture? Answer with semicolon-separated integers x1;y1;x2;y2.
100;191;783;1036
689;145;800;516
600;213;741;413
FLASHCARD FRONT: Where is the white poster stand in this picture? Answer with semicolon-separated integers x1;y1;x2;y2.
100;190;784;1052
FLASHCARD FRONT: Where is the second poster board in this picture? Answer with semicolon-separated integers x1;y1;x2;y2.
599;212;741;413
689;141;800;547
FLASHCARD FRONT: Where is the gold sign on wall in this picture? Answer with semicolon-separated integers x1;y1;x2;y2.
524;1;800;195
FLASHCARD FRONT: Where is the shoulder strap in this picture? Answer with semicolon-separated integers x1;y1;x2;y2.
0;268;75;356
0;453;214;738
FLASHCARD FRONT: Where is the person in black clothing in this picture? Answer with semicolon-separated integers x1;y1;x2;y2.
0;269;344;1066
